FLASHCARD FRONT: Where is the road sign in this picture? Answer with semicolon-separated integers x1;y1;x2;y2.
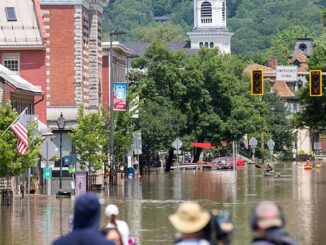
249;137;258;147
133;132;142;155
172;138;183;150
63;154;77;166
41;161;55;168
43;168;52;180
267;139;275;150
276;66;297;81
40;138;59;160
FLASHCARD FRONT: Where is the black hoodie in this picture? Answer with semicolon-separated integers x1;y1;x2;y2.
53;193;114;245
251;227;299;245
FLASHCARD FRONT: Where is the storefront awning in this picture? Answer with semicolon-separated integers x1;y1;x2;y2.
191;142;214;149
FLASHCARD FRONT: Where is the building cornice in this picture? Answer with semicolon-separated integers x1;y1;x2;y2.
102;42;133;56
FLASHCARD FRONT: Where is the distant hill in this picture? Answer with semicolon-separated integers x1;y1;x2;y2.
103;0;323;55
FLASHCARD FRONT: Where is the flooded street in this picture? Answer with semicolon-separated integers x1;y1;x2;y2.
1;162;325;245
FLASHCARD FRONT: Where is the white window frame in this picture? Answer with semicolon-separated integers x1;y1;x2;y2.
2;54;20;74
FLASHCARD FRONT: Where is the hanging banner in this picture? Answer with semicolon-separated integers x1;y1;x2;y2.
113;82;127;111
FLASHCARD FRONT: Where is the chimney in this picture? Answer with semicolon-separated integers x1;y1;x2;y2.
268;57;278;70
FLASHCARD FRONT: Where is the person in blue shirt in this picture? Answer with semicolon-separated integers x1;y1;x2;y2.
52;192;114;245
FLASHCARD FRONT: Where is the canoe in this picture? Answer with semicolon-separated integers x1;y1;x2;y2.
304;165;312;170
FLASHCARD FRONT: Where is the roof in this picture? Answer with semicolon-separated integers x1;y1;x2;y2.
122;41;198;57
243;64;274;76
288;53;307;64
0;64;42;94
0;0;44;49
273;81;295;98
102;41;133;56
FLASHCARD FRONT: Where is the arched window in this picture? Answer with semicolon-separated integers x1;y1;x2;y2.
201;2;212;23
204;42;209;48
210;42;214;48
199;42;203;47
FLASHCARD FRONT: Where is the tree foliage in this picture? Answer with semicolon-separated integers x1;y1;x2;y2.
0;103;41;178
70;107;108;173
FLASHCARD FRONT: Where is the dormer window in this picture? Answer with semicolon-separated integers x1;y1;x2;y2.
5;7;17;21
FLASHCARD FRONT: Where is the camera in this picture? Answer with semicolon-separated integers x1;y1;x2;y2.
208;210;233;245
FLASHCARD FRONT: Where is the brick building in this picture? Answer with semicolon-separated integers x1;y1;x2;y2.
0;0;47;122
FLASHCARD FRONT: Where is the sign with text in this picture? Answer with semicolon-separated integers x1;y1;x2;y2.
113;82;127;111
43;168;52;180
75;171;87;196
276;66;297;81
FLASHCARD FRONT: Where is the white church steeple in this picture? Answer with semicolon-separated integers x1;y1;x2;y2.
189;0;233;53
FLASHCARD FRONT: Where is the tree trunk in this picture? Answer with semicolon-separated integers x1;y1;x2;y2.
165;148;174;172
193;148;202;163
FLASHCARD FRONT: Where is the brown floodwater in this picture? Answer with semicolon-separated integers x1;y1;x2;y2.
0;162;325;245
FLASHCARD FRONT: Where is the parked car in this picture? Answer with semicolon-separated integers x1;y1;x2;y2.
210;157;245;170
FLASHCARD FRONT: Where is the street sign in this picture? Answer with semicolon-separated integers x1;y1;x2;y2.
133;132;142;155
63;154;77;166
40;138;59;160
276;66;297;81
249;137;258;147
43;167;52;180
172;138;183;150
41;161;55;168
267;139;275;150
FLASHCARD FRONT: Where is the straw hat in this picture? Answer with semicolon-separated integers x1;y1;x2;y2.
169;202;210;234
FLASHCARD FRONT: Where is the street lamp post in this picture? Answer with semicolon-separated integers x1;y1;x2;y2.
108;30;126;186
56;112;65;192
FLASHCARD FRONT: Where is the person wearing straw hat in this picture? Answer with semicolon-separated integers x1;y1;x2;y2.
169;202;211;245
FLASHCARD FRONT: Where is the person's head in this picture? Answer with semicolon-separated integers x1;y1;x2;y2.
105;204;119;222
101;227;123;245
72;192;102;230
250;201;285;233
169;202;210;239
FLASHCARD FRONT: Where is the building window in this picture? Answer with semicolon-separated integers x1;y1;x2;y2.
210;42;214;48
201;2;212;23
3;54;20;74
222;2;226;22
199;42;203;47
204;42;209;48
5;7;17;21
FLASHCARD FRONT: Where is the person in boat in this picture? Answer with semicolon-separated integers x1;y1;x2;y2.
265;164;273;173
304;160;312;167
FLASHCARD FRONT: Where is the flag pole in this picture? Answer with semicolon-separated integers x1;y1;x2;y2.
0;107;27;137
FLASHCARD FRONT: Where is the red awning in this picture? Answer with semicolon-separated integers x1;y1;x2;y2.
191;142;213;149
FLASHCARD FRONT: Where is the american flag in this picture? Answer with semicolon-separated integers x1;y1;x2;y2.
10;110;28;155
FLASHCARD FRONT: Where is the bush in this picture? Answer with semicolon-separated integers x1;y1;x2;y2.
279;149;294;161
295;153;314;161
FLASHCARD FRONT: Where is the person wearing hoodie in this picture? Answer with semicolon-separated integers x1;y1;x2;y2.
250;201;298;245
52;193;114;245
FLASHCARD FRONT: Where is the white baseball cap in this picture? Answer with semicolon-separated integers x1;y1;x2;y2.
105;204;119;217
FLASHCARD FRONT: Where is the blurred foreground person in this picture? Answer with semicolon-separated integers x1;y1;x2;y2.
169;202;211;245
105;204;130;245
102;227;123;245
53;193;114;245
250;201;298;245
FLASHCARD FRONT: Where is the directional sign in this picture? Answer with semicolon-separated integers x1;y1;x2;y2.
172;138;183;150
63;154;77;166
43;167;52;180
40;138;59;160
267;139;275;150
249;137;258;147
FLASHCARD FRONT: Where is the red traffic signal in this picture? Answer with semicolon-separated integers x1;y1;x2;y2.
251;70;264;96
309;70;322;96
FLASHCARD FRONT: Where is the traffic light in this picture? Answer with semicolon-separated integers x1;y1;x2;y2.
251;69;264;96
309;70;323;96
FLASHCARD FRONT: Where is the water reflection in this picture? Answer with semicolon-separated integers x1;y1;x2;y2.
0;163;325;245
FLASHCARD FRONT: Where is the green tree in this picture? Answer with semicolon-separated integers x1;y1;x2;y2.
70;107;108;174
298;32;326;129
134;22;187;42
0;103;41;180
263;26;314;64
